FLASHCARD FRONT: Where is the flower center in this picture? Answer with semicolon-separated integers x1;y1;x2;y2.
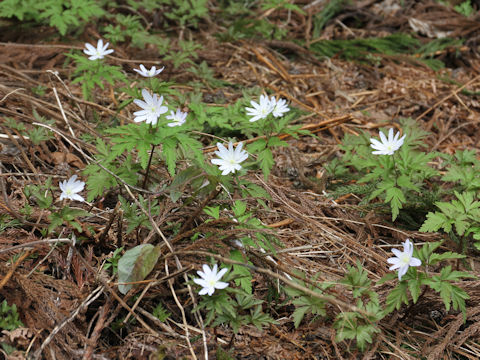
150;106;157;113
207;279;216;287
399;253;410;265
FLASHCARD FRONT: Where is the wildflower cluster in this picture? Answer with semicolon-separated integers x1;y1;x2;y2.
211;142;248;175
246;94;290;122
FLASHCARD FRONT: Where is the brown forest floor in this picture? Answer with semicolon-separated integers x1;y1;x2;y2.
2;0;480;359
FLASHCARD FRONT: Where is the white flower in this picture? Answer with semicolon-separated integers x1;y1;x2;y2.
59;175;85;202
83;39;114;61
270;96;290;117
211;141;248;175
133;64;164;77
245;94;275;122
387;239;421;280
193;263;229;296
133;89;168;125
166;109;187;127
370;128;406;155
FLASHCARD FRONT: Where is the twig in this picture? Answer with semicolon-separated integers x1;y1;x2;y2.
165;261;198;360
0;250;32;291
0;238;73;254
52;85;75;137
416;74;480;121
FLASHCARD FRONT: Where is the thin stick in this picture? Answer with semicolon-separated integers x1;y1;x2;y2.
0;238;73;254
0;250;32;291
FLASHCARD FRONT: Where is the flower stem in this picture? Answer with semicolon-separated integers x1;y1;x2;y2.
142;144;156;189
391;153;400;187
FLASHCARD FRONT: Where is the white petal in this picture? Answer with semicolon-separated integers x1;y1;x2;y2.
142;89;153;104
214;281;229;290
71;194;85;202
216;267;228;280
391;248;403;258
387;128;394;142
198;287;209;295
409;258;421;267
379;130;387;144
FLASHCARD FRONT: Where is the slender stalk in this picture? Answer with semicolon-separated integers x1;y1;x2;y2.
391;153;400;187
142;144;156;189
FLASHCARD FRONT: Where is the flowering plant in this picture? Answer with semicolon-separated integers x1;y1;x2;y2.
83;39;114;60
59;175;85;202
133;89;168;125
133;64;164;77
387;239;421;280
211;141;248;175
193;263;229;296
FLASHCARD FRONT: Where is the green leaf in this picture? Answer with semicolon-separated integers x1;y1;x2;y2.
203;205;220;219
407;277;422;303
267;136;288;148
385;186;405;221
117;244;161;294
292;306;310;329
162;137;178;176
419;211;452;233
258;148;274;179
385;281;409;313
229;250;252;294
247;138;267;153
424;266;473;317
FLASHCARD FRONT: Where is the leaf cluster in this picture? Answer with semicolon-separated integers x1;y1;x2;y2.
68;53;127;100
337;119;437;220
195;287;276;334
0;300;24;331
420;191;480;250
334;262;383;351
0;0;104;35
383;242;472;320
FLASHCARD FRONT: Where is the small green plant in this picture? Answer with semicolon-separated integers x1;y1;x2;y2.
382;240;472;320
454;0;474;16
332;118;438;221
152;302;171;322
420;191;480;251
103;247;124;275
0;0;104;35
68;45;126;100
334;262;383;351
0;300;24;331
284;273;332;328
194;282;276;334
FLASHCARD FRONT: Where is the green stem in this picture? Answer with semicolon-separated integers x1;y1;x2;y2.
391;153;400;187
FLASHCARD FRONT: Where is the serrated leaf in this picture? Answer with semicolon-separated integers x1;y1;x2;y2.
385;282;409;313
407;278;422;303
247;138;267;153
292;306;310;328
419;211;452;233
118;244;161;294
162;137;177;176
385;187;405;221
267;136;288;148
258;148;274;179
229;250;252;294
